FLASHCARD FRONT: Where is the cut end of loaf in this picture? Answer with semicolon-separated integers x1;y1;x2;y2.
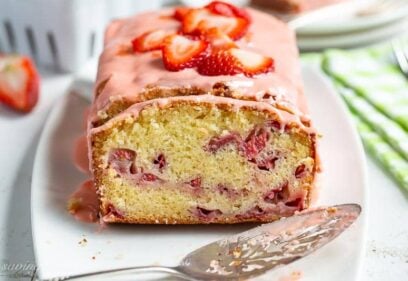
91;101;316;224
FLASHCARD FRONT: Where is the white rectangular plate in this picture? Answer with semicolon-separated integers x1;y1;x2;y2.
31;66;367;281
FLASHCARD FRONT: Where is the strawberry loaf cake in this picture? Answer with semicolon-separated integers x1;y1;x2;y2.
88;1;318;224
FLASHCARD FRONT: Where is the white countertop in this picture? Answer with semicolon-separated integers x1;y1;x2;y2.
0;74;406;280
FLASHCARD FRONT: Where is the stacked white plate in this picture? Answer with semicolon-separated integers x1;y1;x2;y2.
294;0;408;50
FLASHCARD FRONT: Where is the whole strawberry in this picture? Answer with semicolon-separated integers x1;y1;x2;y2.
0;54;40;113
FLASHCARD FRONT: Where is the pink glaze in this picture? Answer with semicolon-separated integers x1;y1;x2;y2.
89;8;310;124
73;134;90;174
68;180;99;223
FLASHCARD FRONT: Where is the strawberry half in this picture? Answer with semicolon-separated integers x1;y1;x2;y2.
205;1;251;22
182;8;249;40
162;34;209;71
197;48;274;77
173;7;191;21
132;29;175;53
0;55;39;112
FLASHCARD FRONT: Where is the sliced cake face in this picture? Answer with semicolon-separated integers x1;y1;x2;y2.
88;1;319;224
91;99;316;223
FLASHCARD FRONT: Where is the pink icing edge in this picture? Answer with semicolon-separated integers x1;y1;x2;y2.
89;7;310;124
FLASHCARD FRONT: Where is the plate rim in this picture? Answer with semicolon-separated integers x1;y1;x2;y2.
297;18;408;51
30;90;69;279
297;3;408;35
301;65;368;280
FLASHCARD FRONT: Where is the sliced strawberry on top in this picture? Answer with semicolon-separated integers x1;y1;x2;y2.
132;29;175;53
197;48;274;77
202;28;237;51
162;34;209;71
205;1;251;22
197;49;238;76
0;55;39;113
182;8;249;40
229;48;274;77
173;7;191;21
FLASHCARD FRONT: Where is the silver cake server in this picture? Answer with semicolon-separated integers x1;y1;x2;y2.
43;203;361;281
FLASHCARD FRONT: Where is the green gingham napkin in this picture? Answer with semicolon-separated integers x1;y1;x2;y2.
353;114;408;188
302;44;408;191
